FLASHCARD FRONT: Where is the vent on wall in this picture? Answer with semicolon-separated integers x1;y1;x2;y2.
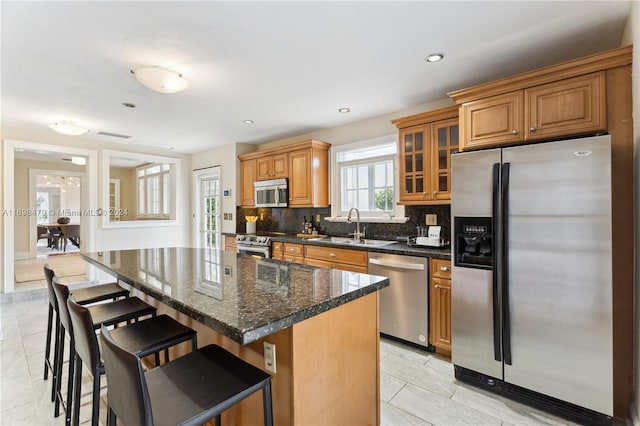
97;131;132;139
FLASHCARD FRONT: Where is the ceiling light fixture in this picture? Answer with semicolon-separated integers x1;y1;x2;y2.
71;156;87;165
48;121;89;136
425;53;444;63
131;66;188;94
243;120;255;124
338;108;350;113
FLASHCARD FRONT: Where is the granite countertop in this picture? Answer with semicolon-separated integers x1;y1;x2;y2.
225;232;452;260
82;248;389;345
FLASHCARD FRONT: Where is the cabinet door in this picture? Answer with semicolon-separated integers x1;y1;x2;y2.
271;241;284;260
431;118;459;202
399;125;430;202
256;157;272;181
430;276;452;353
460;91;524;151
256;153;289;180
224;236;237;252
289;149;313;206
240;160;256;207
525;72;606;140
271;153;289;178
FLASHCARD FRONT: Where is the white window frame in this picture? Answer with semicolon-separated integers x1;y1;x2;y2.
136;163;172;219
327;135;407;223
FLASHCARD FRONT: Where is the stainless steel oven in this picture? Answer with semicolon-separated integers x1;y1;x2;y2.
235;235;271;258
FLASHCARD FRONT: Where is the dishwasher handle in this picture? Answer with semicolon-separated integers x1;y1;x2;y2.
368;258;425;271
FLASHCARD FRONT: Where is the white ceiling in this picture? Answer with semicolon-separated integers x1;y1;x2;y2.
1;1;632;154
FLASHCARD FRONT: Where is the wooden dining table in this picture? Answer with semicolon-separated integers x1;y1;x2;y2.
41;223;80;251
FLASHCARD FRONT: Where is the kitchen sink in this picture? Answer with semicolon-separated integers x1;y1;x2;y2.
308;236;396;246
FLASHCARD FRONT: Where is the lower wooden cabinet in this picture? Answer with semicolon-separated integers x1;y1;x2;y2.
430;258;451;356
224;236;237;252
304;245;368;273
271;241;284;260
283;243;304;264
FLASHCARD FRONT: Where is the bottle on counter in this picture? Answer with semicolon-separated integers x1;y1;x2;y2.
302;216;307;234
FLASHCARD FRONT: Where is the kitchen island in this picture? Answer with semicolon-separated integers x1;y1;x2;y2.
82;248;389;426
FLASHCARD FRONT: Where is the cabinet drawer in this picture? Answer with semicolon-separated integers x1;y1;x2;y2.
431;259;451;279
283;243;304;257
304;245;368;267
272;241;284;254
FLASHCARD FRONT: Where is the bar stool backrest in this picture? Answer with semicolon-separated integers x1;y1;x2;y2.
51;276;73;336
67;296;101;375
44;264;57;311
100;325;153;426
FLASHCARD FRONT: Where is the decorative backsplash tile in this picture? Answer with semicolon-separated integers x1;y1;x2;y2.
237;205;451;241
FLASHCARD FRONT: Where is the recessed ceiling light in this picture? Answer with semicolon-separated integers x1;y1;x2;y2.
48;121;89;136
131;66;188;94
122;102;136;108
425;53;444;63
338;108;350;113
243;120;255;124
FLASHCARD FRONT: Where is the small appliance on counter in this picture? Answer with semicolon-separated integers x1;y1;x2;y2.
410;226;448;247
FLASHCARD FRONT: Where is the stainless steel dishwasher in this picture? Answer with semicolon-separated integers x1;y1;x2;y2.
368;252;431;349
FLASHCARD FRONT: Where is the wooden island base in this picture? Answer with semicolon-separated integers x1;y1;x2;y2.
125;283;381;426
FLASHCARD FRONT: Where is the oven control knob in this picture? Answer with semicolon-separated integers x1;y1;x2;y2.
236;235;244;241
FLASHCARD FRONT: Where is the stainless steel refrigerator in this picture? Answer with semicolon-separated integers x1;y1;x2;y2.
451;135;613;422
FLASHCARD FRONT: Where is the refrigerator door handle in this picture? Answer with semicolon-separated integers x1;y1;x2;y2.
501;162;512;365
492;163;502;362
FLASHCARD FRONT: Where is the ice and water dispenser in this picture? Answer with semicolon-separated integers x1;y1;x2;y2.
454;217;493;269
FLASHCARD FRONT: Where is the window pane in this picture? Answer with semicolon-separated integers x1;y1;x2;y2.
415;153;423;172
163;173;170;214
374;163;386;186
357;166;367;189
405;155;412;173
415;132;423;151
357;190;368;210
438;127;447;148
138;178;145;214
451;125;459;145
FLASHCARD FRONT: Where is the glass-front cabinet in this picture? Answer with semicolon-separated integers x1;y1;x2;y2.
393;106;459;205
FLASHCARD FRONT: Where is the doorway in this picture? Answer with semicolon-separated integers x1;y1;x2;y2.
3;139;99;294
193;167;221;249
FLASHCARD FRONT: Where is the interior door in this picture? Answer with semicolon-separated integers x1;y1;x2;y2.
194;167;221;249
502;135;613;415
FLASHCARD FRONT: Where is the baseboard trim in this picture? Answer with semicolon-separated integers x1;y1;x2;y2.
14;251;30;261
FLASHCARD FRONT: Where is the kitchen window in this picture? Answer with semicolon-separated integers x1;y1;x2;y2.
329;136;406;223
137;163;171;219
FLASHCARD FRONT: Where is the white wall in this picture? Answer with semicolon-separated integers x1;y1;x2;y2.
1;126;192;292
622;0;640;422
191;142;255;234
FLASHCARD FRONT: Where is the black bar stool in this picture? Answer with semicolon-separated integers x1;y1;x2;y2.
67;295;198;426
43;265;129;401
100;324;274;426
51;277;156;426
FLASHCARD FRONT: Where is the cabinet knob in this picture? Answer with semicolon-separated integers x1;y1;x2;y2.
511;130;518;135
439;266;449;271
434;285;441;289
330;253;337;257
529;127;536;132
433;191;438;195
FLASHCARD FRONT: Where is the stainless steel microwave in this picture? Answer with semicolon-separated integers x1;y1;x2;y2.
254;178;288;207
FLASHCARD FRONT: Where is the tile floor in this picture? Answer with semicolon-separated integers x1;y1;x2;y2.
1;295;582;425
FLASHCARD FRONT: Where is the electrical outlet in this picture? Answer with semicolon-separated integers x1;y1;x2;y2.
264;342;276;373
425;214;437;225
315;214;321;223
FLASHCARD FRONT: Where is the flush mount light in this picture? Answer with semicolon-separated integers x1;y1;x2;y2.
243;119;255;124
425;53;444;63
131;66;188;94
338;107;350;113
48;121;89;136
71;156;87;165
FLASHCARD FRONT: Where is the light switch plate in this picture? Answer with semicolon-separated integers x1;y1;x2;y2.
264;342;276;373
425;214;437;225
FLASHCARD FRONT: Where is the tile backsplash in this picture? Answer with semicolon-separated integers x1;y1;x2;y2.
237;205;451;241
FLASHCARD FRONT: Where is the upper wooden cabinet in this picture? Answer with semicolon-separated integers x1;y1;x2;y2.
392;106;459;205
239;140;330;208
240;159;256;207
448;46;631;152
256;153;288;181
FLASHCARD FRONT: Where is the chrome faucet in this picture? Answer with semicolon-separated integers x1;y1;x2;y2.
347;207;365;242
